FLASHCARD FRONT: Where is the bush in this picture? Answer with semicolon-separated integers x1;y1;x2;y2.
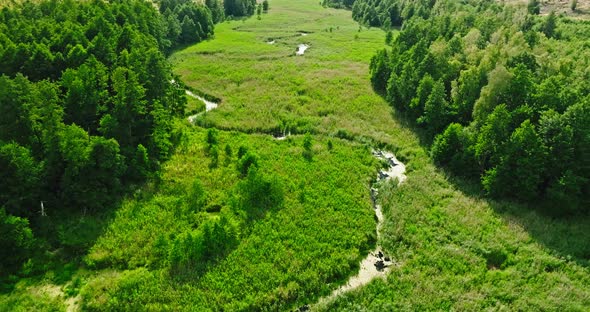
238;152;259;176
0;209;34;274
303;133;313;160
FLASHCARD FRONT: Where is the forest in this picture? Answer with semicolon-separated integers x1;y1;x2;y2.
363;0;590;214
0;0;251;281
2;0;590;310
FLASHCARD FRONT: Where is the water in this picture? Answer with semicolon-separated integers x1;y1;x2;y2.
313;150;406;309
296;44;309;56
186;90;219;123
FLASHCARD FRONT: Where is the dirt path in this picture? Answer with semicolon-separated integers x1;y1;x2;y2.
311;150;406;310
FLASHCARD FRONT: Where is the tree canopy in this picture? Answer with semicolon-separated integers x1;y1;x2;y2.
366;0;590;214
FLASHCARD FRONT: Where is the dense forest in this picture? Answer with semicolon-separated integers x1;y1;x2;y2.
0;0;256;279
357;0;590;214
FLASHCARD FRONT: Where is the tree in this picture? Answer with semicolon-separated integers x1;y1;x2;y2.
505;64;534;110
417;79;453;133
527;0;540;15
237;145;248;159
206;128;219;151
59;125;125;212
99;67;148;154
0;75;35;147
473;65;513;125
369;49;391;94
224;144;233;165
482;120;546;201
148;101;174;160
431;123;476;175
209;145;219;168
22;43;55;81
262;0;269;12
0;142;43;216
236;167;283;220
531;76;566;113
60;57;110;132
129;144;150;181
538;110;574;180
205;0;225;23
475;104;512;169
451;66;485;124
238;152;258;176
542;11;557;39
187;178;207;213
180;15;198;44
0;208;34;274
409;74;434;118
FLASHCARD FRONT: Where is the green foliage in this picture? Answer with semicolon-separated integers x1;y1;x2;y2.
0;142;42;216
319;146;590;311
5;0;590;309
187;179;207;213
235;166;284;220
0;0;203;273
168;215;238;275
369;49;391;94
238;151;259;176
224;0;257;17
83;129;376;310
0;208;34;274
528;0;541;15
366;0;590;212
302;133;313;160
206;128;219;149
483;120;546;201
431;123;475;176
542;11;558;39
417;79;453;133
224;144;233;158
262;0;269;12
209;144;219;168
205;0;225;23
237;145;248;159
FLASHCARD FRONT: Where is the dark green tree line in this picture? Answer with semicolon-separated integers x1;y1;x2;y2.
366;0;590;214
0;0;216;276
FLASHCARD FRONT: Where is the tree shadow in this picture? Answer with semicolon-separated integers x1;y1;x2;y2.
383;100;590;268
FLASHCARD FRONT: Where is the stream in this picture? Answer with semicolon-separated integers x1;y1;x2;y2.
311;150;406;310
182;82;407;310
296;44;309;56
186;90;219;123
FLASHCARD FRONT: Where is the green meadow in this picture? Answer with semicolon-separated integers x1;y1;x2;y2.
2;0;590;310
169;1;414;144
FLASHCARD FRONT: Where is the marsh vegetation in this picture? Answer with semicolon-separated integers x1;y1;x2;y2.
1;0;589;310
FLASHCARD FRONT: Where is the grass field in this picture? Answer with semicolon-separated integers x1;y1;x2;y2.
169;2;417;145
3;0;590;310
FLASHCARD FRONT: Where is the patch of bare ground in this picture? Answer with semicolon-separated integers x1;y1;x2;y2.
503;0;590;19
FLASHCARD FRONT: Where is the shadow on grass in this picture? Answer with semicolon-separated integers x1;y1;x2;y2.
383;105;590;268
0;180;149;293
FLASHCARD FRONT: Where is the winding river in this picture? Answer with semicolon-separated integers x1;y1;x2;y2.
186;90;219;123
182;85;407;310
312;150;406;310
